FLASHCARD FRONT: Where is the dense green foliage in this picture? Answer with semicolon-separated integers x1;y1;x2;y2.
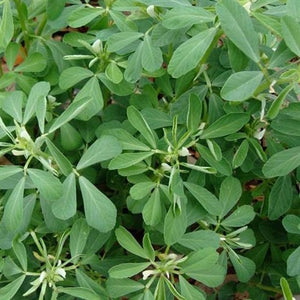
0;0;299;299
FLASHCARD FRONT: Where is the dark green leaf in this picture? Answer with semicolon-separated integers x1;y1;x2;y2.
109;152;153;170
221;205;255;227
281;16;300;57
59;67;94;90
14;52;47;72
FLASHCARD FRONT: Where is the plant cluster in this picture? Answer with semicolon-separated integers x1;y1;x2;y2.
0;0;299;299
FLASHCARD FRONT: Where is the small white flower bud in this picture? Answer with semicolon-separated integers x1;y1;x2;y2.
146;5;156;18
19;127;31;141
161;163;172;172
142;269;156;280
39;271;47;283
178;147;190;157
254;128;266;140
56;267;66;279
92;39;102;54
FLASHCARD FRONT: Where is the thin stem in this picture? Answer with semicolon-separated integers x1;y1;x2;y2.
256;283;281;294
13;0;30;51
36;13;47;36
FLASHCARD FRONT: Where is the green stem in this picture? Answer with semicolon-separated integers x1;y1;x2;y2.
256;283;282;294
36;13;47;36
13;0;30;51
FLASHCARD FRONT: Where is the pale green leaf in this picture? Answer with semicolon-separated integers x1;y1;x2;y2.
79;176;117;232
168;28;216;78
77;135;122;170
14;53;47;73
52;173;77;220
59;67;94;90
263;146;300;177
109;152;153;170
115;226;148;259
49;97;91;133
216;0;260;62
221;71;263;101
109;262;150;278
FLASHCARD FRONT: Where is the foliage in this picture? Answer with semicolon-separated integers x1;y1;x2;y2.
0;0;299;299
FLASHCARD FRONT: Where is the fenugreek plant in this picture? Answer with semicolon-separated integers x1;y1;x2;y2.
0;0;299;299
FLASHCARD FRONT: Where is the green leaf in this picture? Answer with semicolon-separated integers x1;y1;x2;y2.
2;91;23;123
109;152;153;170
2;177;25;232
14;52;47;72
184;182;221;216
70;218;90;263
52;173;77;220
49;97;91;133
221;71;263;101
109;262;150;278
142;233;155;261
73;77;104;121
107;32;144;52
178;230;220;250
0;275;25;300
221;205;255;227
164;207;187;245
162;7;215;29
98;73;135;96
0;0;14;52
127;106;156;149
287;246;300;276
267;85;293;120
77;136;122;170
141;35;163;72
229;252;256;282
201;113;249;139
219;176;242;218
180;248;219;272
179;276;205;300
4;42;19;71
187;94;202;133
28;168;63;201
115;226;148;259
79;176;117;232
287;0;300;22
282;215;300;234
124;42;143;83
207;139;222;161
47;0;66;20
105;62;123;84
12;240;27;271
46;138;73;176
68;6;105;27
59;67;94;90
0;166;23;181
168;28;216;78
0;72;16;90
185;264;226;288
263;146;300;177
232;139;249;168
252;11;282;36
109;10;137;32
281;16;300;57
23;81;51;125
142;188;162;226
216;0;260;62
280;277;294;300
106;278;144;298
103;128;151;151
268;176;293;220
57;287;99;300
130;182;156;200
